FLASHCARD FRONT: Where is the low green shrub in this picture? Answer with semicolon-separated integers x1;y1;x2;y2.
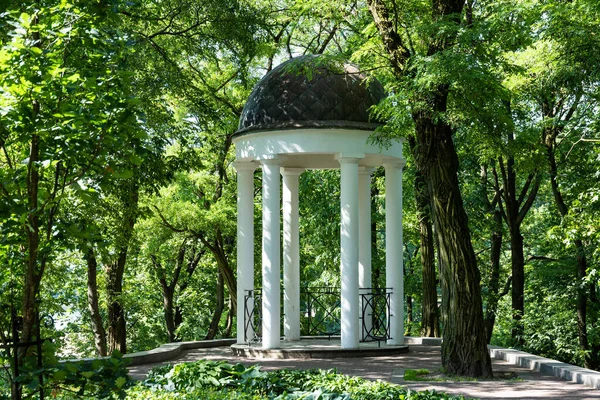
130;360;468;400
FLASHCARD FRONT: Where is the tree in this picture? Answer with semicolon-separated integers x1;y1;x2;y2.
367;0;493;376
148;236;203;342
492;124;541;346
0;1;141;347
509;0;600;366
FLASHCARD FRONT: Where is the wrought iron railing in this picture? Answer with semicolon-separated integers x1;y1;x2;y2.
243;287;391;345
243;289;262;344
359;288;392;343
301;287;341;337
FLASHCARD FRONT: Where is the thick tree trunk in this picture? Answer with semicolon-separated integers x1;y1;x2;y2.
368;0;491;377
484;209;504;344
415;171;440;337
85;250;108;356
414;113;493;378
205;271;225;340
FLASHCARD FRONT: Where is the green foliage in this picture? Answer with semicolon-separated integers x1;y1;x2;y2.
47;350;131;399
128;360;466;400
299;170;341;285
0;345;130;399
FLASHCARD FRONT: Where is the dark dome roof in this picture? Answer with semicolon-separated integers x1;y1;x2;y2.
235;55;386;136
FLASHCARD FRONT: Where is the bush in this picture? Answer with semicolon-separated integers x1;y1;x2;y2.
0;346;131;400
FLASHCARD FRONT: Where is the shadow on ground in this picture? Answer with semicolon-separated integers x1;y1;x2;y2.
128;344;600;400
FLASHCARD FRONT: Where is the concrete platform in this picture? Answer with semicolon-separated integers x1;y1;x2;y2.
231;337;409;359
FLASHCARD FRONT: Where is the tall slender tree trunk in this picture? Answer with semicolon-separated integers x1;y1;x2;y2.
498;156;539;347
504;150;526;347
495;119;540;347
415;171;440;337
160;284;177;343
21;13;44;347
106;183;138;354
205;271;225;340
509;228;525;345
22;113;41;346
201;237;237;313
371;178;381;288
224;295;234;337
153;244;187;343
484;208;504;344
406;296;413;335
85;249;107;356
106;251;127;354
546;143;598;369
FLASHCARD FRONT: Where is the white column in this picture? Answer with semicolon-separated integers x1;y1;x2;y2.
385;161;405;345
358;167;374;339
282;168;303;341
261;158;281;349
337;153;363;349
234;161;256;344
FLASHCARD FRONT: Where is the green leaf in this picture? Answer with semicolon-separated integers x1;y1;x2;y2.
80;371;94;379
111;169;133;179
115;376;127;388
52;370;67;381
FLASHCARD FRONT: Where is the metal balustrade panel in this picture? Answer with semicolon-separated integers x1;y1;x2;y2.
244;287;392;345
360;288;392;343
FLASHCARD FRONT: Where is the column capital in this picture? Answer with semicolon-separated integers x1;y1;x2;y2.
260;156;281;166
281;167;304;177
383;159;406;169
358;166;375;176
335;153;365;164
233;161;257;172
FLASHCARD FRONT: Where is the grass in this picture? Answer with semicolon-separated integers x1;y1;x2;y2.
404;369;436;381
403;368;522;382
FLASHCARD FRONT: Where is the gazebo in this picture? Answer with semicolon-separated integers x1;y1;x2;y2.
232;55;405;350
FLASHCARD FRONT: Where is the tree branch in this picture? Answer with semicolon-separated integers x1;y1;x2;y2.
153;205;186;233
526;255;558;264
516;173;541;227
367;0;411;77
500;276;512;297
516;172;534;208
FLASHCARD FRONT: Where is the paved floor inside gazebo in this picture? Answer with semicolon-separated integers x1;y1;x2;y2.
230;337;408;359
129;342;600;400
